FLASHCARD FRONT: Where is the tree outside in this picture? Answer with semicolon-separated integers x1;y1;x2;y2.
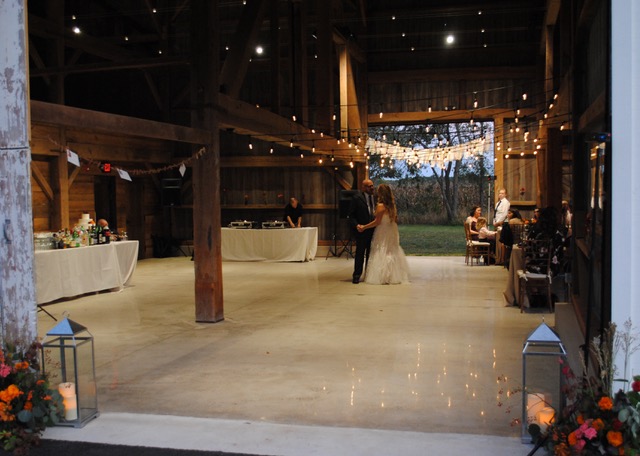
367;122;495;225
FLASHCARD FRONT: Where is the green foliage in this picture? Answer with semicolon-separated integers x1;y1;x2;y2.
0;342;65;455
398;225;466;256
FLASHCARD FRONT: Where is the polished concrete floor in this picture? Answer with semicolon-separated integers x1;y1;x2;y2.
39;255;549;455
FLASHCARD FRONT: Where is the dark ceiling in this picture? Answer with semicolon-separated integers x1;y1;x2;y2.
27;1;548;122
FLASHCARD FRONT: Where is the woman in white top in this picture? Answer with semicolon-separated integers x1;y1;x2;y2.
356;184;410;284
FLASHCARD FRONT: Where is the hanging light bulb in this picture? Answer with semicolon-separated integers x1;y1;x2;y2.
505;154;510;159
248;139;253;150
428;104;432;113
292;114;297;121
290;138;294;148
312;141;316;153
269;147;274;154
522;92;528;101
318;157;323;164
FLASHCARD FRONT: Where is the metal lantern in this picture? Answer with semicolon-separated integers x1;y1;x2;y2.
521;322;567;443
41;317;99;428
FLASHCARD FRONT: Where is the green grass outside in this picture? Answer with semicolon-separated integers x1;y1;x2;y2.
398;225;466;256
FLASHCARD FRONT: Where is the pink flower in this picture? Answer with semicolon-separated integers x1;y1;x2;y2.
0;364;10;378
632;380;640;392
583;426;597;440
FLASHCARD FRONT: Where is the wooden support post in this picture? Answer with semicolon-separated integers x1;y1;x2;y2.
0;0;37;343
191;1;223;322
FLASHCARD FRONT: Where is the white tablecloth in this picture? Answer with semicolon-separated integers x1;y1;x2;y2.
35;241;139;304
221;227;317;262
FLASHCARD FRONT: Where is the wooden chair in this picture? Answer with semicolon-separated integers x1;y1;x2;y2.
464;222;491;266
517;239;554;312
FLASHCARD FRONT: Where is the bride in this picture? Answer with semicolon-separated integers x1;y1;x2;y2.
356;184;410;284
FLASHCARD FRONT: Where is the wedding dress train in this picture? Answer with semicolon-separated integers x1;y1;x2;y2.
364;214;410;284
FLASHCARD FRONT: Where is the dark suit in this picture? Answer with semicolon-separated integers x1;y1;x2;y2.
348;191;375;281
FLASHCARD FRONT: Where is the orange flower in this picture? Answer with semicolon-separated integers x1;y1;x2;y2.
23;402;33;411
0;385;23;403
567;431;578;446
14;361;29;371
0;402;14;422
576;414;585;425
607;430;624;447
36;379;45;386
592;418;605;431
598;396;614;411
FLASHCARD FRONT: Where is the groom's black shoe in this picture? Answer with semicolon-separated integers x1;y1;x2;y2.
352;275;360;284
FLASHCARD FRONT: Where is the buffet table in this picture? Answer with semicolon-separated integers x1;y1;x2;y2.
35;241;139;304
221;227;317;262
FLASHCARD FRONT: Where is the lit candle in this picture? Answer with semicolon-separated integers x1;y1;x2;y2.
58;382;78;421
536;407;555;432
527;393;546;422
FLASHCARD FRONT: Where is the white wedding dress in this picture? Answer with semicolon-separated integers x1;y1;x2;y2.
364;214;410;284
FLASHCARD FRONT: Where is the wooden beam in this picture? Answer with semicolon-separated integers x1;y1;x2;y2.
29;56;188;77
31;100;212;144
221;156;356;167
368;66;538;84
30;162;54;201
191;0;223;323
216;93;356;155
368;108;540;125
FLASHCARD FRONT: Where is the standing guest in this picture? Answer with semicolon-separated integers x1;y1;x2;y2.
467;206;482;240
284;197;303;228
348;179;376;284
561;200;573;237
493;188;510;227
356;184;409;284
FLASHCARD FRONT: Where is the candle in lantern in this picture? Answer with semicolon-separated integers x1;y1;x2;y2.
527;393;546;422
536;407;555;432
58;382;78;421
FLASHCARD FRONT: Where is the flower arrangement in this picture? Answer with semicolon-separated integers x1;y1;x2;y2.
0;341;64;455
531;320;640;455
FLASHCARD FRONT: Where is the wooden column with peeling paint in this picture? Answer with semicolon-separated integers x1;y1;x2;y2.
191;1;223;322
0;0;38;343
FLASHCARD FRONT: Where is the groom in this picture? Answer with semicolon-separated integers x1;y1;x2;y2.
348;179;376;284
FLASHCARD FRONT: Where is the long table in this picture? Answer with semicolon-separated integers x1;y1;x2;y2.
35;241;139;304
221;227;317;262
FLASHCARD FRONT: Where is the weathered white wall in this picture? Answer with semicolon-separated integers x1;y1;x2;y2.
611;0;640;384
0;0;37;344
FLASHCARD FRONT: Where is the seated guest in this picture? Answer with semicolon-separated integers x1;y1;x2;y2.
527;206;567;276
466;206;482;240
508;209;524;225
284;197;303;228
476;217;496;264
530;207;541;224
